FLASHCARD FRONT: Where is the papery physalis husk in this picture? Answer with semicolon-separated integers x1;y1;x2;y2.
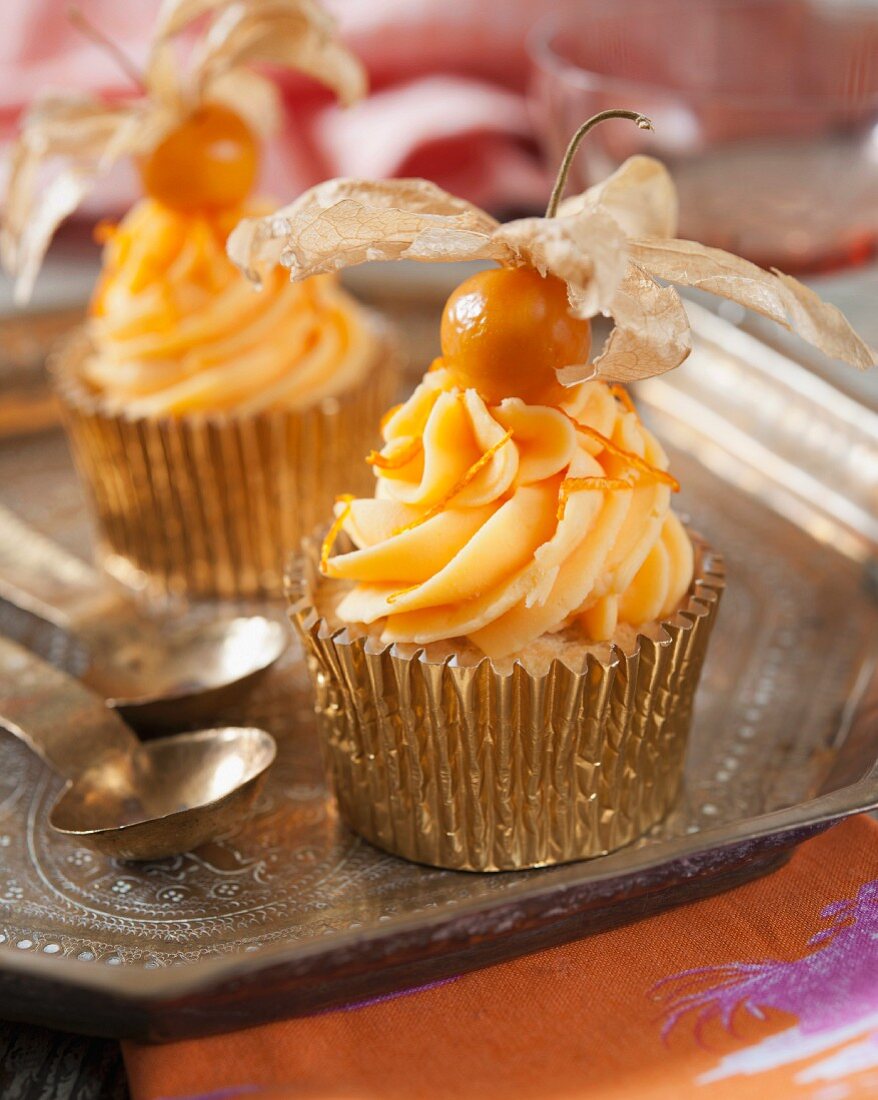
228;157;876;382
624;237;874;371
1;96;171;307
228;178;503;287
176;0;365;107
562;263;691;385
2;0;367;303
557;155;678;239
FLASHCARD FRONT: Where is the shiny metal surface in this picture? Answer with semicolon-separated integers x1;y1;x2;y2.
0;639;276;860
639;303;878;565
0;305;874;1037
0;504;288;733
50;727;277;861
291;536;723;871
85;615;288;733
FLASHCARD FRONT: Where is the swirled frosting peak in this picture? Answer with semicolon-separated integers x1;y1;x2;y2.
323;367;694;660
82;198;377;417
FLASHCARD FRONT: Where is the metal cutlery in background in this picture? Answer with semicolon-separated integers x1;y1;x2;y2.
0;504;288;732
0;638;276;859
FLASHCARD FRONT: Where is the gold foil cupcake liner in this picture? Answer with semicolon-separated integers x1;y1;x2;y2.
50;324;402;600
287;532;724;872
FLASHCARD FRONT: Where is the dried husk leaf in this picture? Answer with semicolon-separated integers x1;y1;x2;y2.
1;96;167;304
559;155;678;239
279;37;367;108
561;263;691;385
155;0;333;43
204;67;282;137
187;0;366;107
4;0;366;302
149;0;365;109
153;0;230;39
228;177;502;286
628;237;877;370
228;177;628;319
143;39;186;112
493;210;628;318
3;167;90;308
10;95;141;157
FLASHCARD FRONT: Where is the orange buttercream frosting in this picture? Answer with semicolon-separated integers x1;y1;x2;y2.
323;367;694;659
83;198;376;417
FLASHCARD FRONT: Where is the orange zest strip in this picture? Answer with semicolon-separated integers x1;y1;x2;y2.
320;494;355;574
393;430;514;536
575;423;680;492
557;476;633;521
610;384;637;415
366;436;423;470
387;583;420;606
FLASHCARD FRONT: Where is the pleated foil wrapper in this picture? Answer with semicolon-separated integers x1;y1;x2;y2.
287;532;725;872
50;324;402;600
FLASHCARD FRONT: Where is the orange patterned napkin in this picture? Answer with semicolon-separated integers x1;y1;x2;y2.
124;815;878;1100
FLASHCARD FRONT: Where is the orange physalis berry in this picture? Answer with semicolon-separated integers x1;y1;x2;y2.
440;267;591;406
139;103;258;214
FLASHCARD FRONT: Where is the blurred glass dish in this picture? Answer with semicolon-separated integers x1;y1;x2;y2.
529;0;878;273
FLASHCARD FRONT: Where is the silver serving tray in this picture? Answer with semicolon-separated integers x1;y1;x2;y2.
0;303;876;1041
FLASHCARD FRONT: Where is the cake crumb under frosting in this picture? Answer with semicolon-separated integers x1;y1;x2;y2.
315;577;651;677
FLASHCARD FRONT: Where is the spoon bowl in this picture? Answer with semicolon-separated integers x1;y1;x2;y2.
49;726;277;860
82;616;289;732
0;639;278;860
0;505;288;733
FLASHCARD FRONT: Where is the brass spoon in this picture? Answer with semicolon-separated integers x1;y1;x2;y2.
0;505;287;732
0;638;276;860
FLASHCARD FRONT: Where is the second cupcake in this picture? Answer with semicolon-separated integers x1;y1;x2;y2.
3;0;399;599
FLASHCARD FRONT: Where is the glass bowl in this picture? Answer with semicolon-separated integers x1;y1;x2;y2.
529;0;878;273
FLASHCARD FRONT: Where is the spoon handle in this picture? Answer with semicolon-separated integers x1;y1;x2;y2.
0;637;141;780
0;504;124;630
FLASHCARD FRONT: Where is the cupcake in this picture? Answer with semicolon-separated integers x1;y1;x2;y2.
233;110;873;870
2;1;398;599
